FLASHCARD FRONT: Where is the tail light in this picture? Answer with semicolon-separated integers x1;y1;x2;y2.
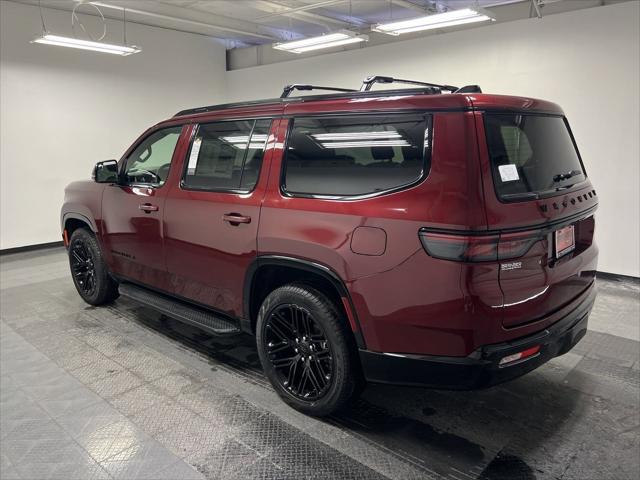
419;229;541;262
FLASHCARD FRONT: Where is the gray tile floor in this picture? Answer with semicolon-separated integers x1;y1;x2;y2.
1;246;639;480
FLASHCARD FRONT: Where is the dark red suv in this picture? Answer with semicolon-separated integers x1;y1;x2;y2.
61;76;598;415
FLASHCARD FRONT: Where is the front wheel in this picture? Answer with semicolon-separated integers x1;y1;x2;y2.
256;284;360;416
68;228;119;305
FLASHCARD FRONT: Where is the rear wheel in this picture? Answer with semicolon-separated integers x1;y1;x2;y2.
68;228;119;305
256;284;360;416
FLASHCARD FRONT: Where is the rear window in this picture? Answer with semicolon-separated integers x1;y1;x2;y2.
283;114;430;197
484;114;586;201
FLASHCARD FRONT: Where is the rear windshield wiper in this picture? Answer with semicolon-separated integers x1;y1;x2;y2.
553;170;581;182
501;192;539;201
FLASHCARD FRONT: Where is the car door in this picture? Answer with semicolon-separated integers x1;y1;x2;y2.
101;125;185;292
163;118;276;318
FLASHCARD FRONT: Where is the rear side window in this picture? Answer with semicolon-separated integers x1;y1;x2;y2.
484;114;586;201
183;119;271;191
283;114;431;197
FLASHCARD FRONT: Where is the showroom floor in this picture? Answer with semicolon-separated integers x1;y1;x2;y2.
1;247;638;480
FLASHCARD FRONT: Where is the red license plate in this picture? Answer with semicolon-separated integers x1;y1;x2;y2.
555;225;575;258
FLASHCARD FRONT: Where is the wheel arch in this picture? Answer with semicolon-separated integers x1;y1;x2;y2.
63;213;97;235
243;255;366;349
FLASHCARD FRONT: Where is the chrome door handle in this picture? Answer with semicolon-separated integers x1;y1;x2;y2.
139;203;159;213
223;213;251;225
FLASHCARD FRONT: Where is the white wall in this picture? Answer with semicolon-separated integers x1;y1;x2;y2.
0;1;227;250
226;1;640;277
2;2;638;277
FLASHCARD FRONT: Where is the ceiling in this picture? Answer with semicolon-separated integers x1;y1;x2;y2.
13;0;553;47
14;0;631;50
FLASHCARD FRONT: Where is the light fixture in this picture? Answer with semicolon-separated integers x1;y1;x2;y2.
319;140;410;148
273;30;368;54
220;134;268;149
32;34;141;56
372;8;495;36
312;132;402;140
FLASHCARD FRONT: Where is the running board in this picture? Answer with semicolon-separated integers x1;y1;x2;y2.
119;283;241;335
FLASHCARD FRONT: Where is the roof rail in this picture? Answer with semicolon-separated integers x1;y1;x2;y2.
174;87;449;117
454;85;483;93
281;84;358;98
360;75;459;93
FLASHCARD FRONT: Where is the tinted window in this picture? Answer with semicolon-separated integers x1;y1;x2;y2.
183;119;271;191
283;115;430;197
484;114;586;201
124;126;182;186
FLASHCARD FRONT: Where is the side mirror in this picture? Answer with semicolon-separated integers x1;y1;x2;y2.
92;160;118;183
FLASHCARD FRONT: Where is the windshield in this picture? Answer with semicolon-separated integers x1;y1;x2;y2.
484;113;586;201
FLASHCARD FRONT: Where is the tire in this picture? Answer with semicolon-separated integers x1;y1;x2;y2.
256;283;361;416
68;228;119;305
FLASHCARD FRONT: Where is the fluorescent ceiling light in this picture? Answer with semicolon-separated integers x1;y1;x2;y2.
320;140;410;148
232;143;266;150
273;30;367;54
32;34;141;56
222;135;269;144
312;132;402;140
372;8;495;36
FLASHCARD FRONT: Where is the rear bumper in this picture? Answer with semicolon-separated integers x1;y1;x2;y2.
359;282;596;389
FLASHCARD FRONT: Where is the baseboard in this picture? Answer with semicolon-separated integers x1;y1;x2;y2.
0;241;64;256
596;271;640;283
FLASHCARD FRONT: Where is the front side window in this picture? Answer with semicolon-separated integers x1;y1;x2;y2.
123;126;182;186
183;119;271;191
484;114;586;201
283;115;430;197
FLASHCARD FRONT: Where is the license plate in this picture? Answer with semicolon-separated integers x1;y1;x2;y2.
555;225;575;258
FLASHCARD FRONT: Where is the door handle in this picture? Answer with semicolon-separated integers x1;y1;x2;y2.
139;203;159;213
223;213;251;225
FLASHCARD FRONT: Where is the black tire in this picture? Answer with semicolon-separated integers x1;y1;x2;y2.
68;228;119;305
256;283;360;416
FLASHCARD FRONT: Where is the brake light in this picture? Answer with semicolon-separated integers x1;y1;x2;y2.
419;232;499;262
497;231;540;260
499;345;541;367
419;230;540;262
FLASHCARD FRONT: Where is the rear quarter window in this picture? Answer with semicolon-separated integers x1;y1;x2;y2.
484;113;586;201
283;114;431;198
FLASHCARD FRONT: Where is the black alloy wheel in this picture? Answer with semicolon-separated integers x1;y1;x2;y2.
67;228;119;305
265;304;334;401
256;284;361;416
70;240;97;297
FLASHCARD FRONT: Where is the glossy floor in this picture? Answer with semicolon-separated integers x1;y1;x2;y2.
1;247;638;480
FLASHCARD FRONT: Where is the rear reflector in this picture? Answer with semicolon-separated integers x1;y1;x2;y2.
499;345;541;367
341;297;358;332
419;229;540;262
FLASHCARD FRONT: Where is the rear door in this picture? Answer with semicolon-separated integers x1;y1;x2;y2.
163;118;276;318
478;112;598;327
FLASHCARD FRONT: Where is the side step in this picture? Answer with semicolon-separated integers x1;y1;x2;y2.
119;283;241;335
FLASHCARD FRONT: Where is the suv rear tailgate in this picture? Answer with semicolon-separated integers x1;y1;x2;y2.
475;109;598;328
497;207;597;327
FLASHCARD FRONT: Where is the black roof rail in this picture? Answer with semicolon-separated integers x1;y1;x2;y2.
281;84;358;98
360;75;459;93
173;85;477;117
454;85;483;94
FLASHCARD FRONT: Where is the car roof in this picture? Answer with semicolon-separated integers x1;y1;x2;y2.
160;89;563;127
